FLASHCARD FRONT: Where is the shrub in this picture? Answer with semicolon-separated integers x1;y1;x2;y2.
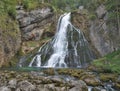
23;0;39;11
89;13;96;20
7;6;16;19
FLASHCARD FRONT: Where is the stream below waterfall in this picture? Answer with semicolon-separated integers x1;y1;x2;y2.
0;67;118;91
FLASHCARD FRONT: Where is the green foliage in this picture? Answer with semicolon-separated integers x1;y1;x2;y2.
89;13;97;20
93;50;120;74
44;0;104;17
22;0;54;11
105;0;119;11
0;0;17;19
0;0;18;31
47;0;79;11
104;0;120;33
8;6;16;19
22;0;39;10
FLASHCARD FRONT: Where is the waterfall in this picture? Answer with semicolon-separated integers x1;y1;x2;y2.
28;13;94;68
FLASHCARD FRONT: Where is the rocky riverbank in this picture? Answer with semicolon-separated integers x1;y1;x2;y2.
0;68;120;91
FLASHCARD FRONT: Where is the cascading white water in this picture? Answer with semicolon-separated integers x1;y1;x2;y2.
45;13;70;67
28;13;94;68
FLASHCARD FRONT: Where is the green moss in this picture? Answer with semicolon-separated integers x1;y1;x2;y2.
0;0;17;19
99;73;118;82
93;49;120;74
8;47;24;67
0;0;20;39
43;68;55;75
89;13;96;20
22;0;39;11
22;0;54;11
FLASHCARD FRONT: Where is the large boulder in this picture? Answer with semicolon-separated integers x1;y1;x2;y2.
0;87;11;91
16;80;36;91
69;80;88;91
8;79;17;88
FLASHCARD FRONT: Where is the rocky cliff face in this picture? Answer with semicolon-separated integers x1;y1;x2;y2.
17;5;55;41
16;5;56;53
72;5;120;57
89;4;120;56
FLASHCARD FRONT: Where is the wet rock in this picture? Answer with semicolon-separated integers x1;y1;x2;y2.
8;79;17;88
80;73;101;86
69;86;83;91
92;87;101;91
100;73;118;82
43;68;55;75
101;89;107;91
44;84;56;91
36;85;49;91
0;70;117;91
69;80;88;91
50;76;65;84
61;87;69;91
116;75;120;83
84;77;101;86
0;86;11;91
114;83;120;90
17;80;36;91
114;75;120;90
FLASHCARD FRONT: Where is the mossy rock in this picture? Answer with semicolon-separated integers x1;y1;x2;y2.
92;87;101;91
99;73;118;82
80;74;101;86
57;68;84;78
115;83;120;90
57;68;72;75
43;68;55;75
84;77;101;86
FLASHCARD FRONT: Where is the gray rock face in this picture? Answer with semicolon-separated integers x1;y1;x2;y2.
72;5;120;57
89;20;114;56
8;79;17;88
17;80;36;91
96;4;107;19
69;80;88;91
0;87;11;91
89;5;120;56
17;6;55;41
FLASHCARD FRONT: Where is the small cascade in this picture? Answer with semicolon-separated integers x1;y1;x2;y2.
88;86;93;91
28;13;94;68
